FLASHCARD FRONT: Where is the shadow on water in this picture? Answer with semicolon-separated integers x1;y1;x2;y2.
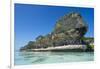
32;57;47;63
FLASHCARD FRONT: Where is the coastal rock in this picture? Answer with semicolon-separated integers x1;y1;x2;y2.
20;12;88;51
53;12;88;39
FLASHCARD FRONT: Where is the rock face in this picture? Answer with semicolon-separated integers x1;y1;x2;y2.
20;12;88;51
53;12;88;40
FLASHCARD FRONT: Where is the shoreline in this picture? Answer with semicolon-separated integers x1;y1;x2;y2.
20;45;93;52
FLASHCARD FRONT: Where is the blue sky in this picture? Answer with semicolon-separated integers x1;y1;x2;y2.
15;3;94;50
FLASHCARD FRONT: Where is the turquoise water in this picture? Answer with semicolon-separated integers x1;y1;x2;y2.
15;51;94;65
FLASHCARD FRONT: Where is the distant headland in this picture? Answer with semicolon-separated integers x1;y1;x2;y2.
20;12;94;52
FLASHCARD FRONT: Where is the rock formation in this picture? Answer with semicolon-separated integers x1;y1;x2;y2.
53;12;88;39
20;12;88;51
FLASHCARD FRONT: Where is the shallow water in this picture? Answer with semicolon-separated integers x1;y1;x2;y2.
14;51;94;65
